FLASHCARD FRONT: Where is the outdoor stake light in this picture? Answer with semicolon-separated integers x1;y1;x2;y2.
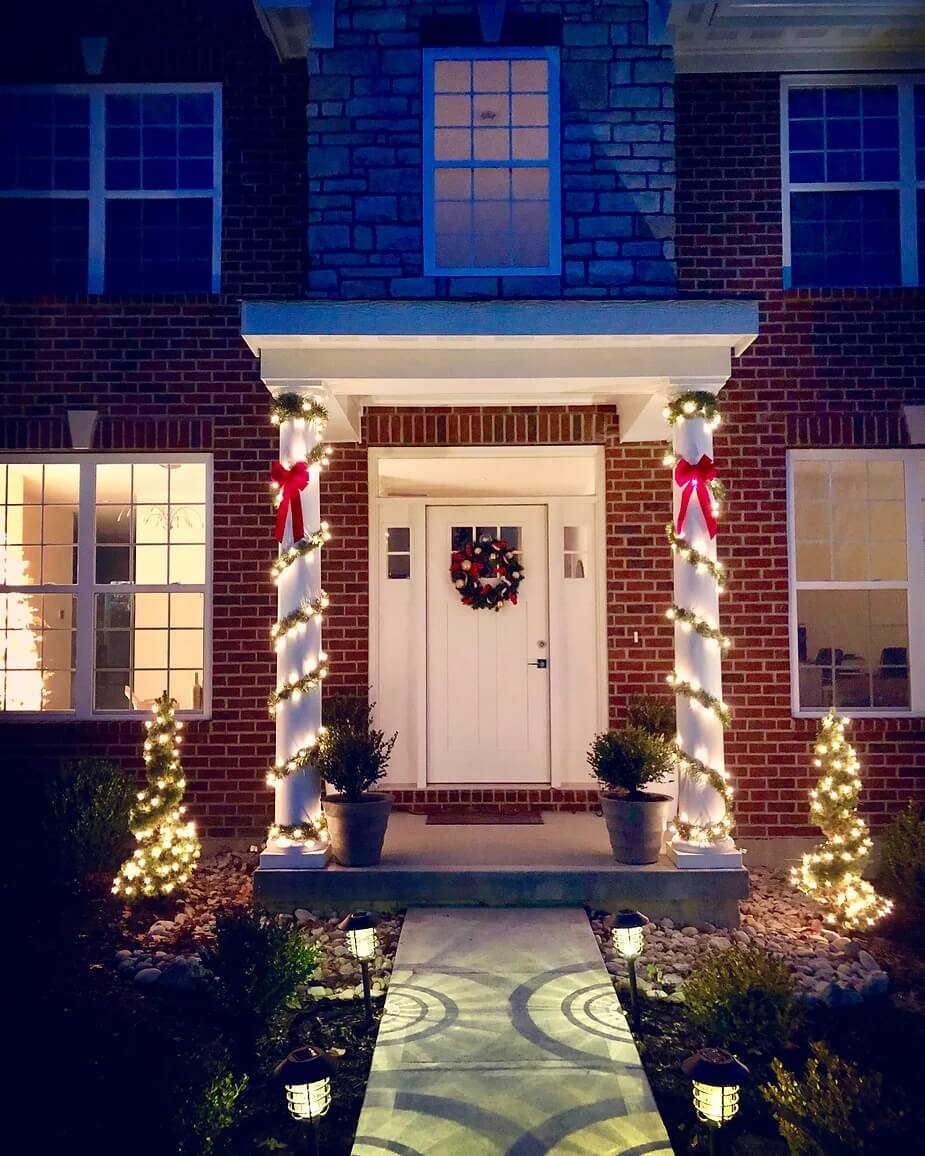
611;909;648;1026
339;910;379;1028
274;1045;337;1156
682;1047;750;1155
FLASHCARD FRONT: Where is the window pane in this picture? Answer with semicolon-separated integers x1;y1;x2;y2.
105;91;213;192
0;91;90;191
0;198;88;294
790;190;900;288
387;527;410;552
95;591;204;711
105;198;213;293
788;86;899;187
0;591;75;711
387;554;410;579
797;588;909;710
915;86;925;179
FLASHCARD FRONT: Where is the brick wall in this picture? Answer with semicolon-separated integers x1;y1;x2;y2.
676;73;925;839
307;0;675;299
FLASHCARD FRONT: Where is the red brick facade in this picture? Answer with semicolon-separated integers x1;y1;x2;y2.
1;10;923;841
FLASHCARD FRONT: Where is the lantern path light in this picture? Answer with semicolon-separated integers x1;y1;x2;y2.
611;909;648;1028
340;911;380;1028
682;1048;750;1155
274;1045;337;1156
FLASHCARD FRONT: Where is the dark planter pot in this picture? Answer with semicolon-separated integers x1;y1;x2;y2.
599;791;672;865
324;792;393;867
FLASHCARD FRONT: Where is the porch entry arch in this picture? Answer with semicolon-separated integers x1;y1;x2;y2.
369;447;606;792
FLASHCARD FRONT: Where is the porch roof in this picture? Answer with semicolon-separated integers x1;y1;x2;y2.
241;298;760;442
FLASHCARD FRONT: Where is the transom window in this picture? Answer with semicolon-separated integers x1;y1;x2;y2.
0;85;221;294
788;450;925;715
0;456;211;717
781;75;925;288
424;48;561;277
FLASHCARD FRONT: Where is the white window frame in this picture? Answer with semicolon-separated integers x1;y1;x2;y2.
0;452;213;721
423;46;562;278
787;448;925;718
0;83;222;294
780;73;925;289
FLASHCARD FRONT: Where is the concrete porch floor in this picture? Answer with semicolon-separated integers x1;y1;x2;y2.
255;811;749;925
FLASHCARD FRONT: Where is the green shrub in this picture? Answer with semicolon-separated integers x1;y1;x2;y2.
40;758;134;884
184;1070;249;1156
203;910;319;1025
763;1042;905;1155
879;801;925;911
317;694;397;802
587;725;674;796
683;945;800;1057
626;694;676;737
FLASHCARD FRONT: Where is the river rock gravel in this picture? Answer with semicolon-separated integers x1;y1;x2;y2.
591;867;889;1007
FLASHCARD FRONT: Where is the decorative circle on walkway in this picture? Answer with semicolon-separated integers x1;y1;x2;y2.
561;981;631;1042
375;983;459;1046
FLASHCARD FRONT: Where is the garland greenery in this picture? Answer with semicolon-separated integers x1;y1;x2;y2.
663;390;721;428
268;816;327;845
112;691;200;901
270;525;330;582
665;525;728;591
271;594;329;646
666;603;731;650
270;393;329;426
666;671;731;728
265;736;326;786
666;744;734;844
450;534;523;611
268;658;329;716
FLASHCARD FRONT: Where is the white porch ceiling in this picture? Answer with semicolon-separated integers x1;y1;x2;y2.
241;299;760;443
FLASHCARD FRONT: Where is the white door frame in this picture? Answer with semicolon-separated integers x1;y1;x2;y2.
368;446;608;790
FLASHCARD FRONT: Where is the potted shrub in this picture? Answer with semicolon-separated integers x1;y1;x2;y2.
587;725;674;864
317;695;397;867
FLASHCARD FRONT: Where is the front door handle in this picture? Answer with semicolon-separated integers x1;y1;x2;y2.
528;659;548;669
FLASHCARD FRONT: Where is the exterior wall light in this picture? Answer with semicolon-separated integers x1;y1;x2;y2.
274;1045;337;1156
611;908;648;1026
339;910;380;1027
682;1047;750;1154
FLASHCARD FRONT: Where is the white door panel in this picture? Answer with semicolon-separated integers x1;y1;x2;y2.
426;505;550;784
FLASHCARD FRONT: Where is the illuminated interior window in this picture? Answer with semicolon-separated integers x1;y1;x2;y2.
0;456;210;716
563;525;588;579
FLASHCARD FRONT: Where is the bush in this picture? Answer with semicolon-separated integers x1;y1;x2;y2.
38;758;134;885
203;910;319;1026
317;694;397;803
184;1069;249;1156
626;694;676;738
879;801;925;912
683;945;800;1057
587;725;674;796
763;1042;905;1155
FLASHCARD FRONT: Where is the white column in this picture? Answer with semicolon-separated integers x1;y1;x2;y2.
260;390;330;869
667;400;743;870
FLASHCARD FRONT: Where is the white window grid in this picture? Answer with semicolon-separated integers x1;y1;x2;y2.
0;83;222;293
787;448;925;717
780;73;925;289
0;453;213;720
423;46;562;277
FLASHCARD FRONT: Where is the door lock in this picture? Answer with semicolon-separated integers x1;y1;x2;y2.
528;659;548;669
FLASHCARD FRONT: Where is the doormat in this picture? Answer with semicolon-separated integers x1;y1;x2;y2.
425;810;544;826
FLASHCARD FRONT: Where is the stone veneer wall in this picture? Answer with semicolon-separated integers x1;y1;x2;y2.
307;0;676;298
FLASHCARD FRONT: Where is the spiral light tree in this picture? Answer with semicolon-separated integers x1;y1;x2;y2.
261;392;333;868
663;391;741;868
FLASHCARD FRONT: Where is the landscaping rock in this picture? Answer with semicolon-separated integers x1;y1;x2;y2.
134;967;163;985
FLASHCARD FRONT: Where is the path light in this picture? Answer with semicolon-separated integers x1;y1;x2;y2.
611;909;647;1027
682;1047;750;1155
274;1045;337;1156
339;910;379;1028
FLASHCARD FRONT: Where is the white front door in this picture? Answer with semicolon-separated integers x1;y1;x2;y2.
426;505;550;784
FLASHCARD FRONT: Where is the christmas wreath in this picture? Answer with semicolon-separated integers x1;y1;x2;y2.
449;534;524;611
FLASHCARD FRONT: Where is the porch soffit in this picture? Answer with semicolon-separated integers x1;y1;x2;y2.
240;299;760;443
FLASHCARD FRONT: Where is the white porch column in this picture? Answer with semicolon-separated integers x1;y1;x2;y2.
665;391;743;870
260;388;332;869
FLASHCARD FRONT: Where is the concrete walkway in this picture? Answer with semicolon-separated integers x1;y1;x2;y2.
352;908;673;1156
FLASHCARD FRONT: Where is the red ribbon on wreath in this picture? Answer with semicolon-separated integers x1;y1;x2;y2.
271;460;309;543
449;535;523;611
674;455;718;540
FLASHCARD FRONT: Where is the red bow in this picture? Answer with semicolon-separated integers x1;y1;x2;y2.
271;460;309;543
674;455;718;540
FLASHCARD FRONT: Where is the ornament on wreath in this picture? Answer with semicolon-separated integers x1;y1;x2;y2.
449;535;524;611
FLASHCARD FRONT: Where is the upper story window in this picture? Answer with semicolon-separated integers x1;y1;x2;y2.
0;456;211;718
788;450;925;717
423;48;561;277
0;85;221;295
782;75;924;288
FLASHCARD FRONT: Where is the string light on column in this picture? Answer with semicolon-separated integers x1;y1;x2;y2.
266;392;333;850
791;709;892;930
663;390;735;848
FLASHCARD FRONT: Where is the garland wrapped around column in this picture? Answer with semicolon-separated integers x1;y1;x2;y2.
662;390;736;849
263;393;333;855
